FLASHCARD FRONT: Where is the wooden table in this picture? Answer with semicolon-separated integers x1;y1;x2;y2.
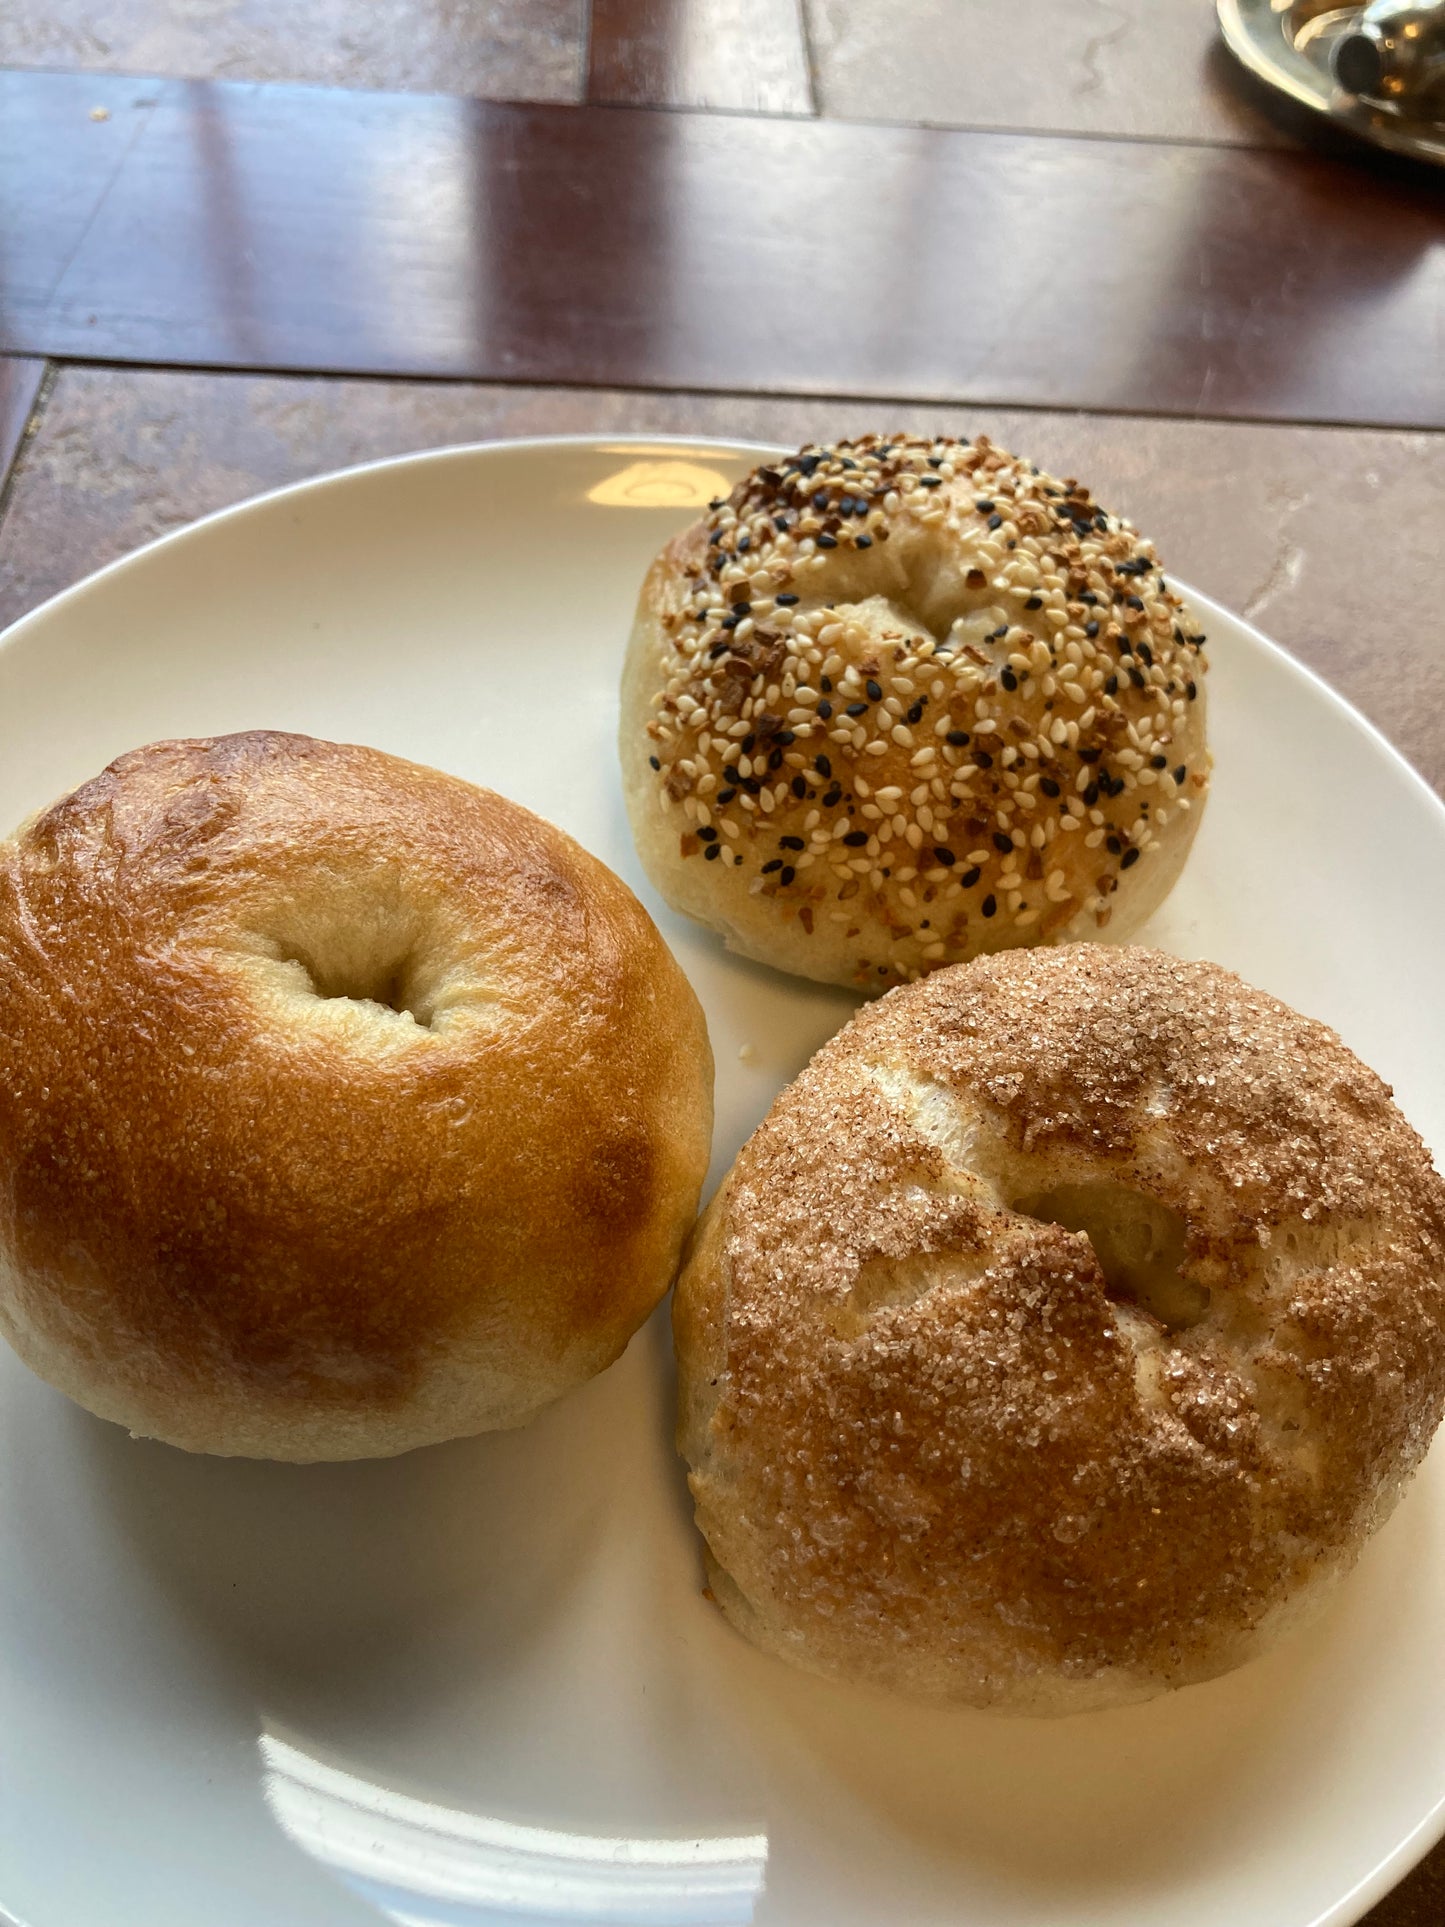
1;5;1442;1919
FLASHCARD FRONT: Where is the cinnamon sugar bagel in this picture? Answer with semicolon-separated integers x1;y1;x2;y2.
621;434;1210;991
0;732;713;1460
674;946;1445;1712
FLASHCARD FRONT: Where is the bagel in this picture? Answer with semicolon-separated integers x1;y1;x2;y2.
621;433;1210;990
0;732;713;1460
674;946;1445;1712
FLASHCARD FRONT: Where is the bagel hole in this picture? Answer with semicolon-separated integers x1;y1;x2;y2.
279;939;436;1028
1012;1182;1209;1334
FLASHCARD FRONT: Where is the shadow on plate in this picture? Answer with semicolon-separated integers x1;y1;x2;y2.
73;1339;627;1735
699;1479;1437;1909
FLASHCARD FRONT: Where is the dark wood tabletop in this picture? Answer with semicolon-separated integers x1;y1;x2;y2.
0;3;1442;1919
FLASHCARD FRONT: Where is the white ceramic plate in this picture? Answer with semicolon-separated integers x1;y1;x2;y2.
2;437;1444;1927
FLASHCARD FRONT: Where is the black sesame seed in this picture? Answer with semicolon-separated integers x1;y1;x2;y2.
1039;777;1060;798
973;750;994;769
1024;595;1043;611
981;894;997;918
918;474;942;488
1173;765;1187;785
773;516;789;532
1104;675;1119;696
1001;669;1018;692
1106;835;1123;855
718;787;737;804
767;749;783;772
975;499;995;512
1126;595;1144;613
946;729;970;746
992;832;1013;854
777;730;796;746
1084;621;1099;638
813;491;830;511
855;534;873;549
1121;848;1140;870
1080;591;1098;606
933;847;956;867
761;860;782;874
846;701;869;718
1129;668;1146;689
906;701;924;723
843;831;868;847
737;535;750;553
822;786;843;808
1150;754;1167;769
721;614;740;631
779;835;805;851
1186;680;1198;702
817;700;833;720
776;592;799;606
987;513;1003;531
961;866;982;888
1138;641;1154;667
791;777;808;799
648;756;660;771
779;866;796;886
866;679;883;702
742;734;756;754
1083;782;1099;806
704;843;721;861
820;676;833;693
731;599;751;615
1077;748;1100;765
697;827;718;841
817;534;838;550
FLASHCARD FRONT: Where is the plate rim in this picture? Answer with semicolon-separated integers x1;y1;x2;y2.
4;430;1442;853
2;430;1443;1927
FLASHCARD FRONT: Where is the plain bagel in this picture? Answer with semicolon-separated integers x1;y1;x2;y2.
621;434;1210;990
0;732;713;1460
674;945;1445;1712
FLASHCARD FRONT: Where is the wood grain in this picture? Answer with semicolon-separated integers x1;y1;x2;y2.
2;73;1440;428
589;0;813;113
0;0;587;99
805;0;1287;146
0;358;46;498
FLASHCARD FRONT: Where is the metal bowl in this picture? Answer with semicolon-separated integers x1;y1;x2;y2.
1217;0;1445;164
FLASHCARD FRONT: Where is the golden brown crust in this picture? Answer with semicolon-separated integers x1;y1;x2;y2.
0;732;713;1459
621;435;1210;991
675;946;1445;1710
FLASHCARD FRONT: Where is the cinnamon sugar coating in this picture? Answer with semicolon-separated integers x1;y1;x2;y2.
675;946;1445;1711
